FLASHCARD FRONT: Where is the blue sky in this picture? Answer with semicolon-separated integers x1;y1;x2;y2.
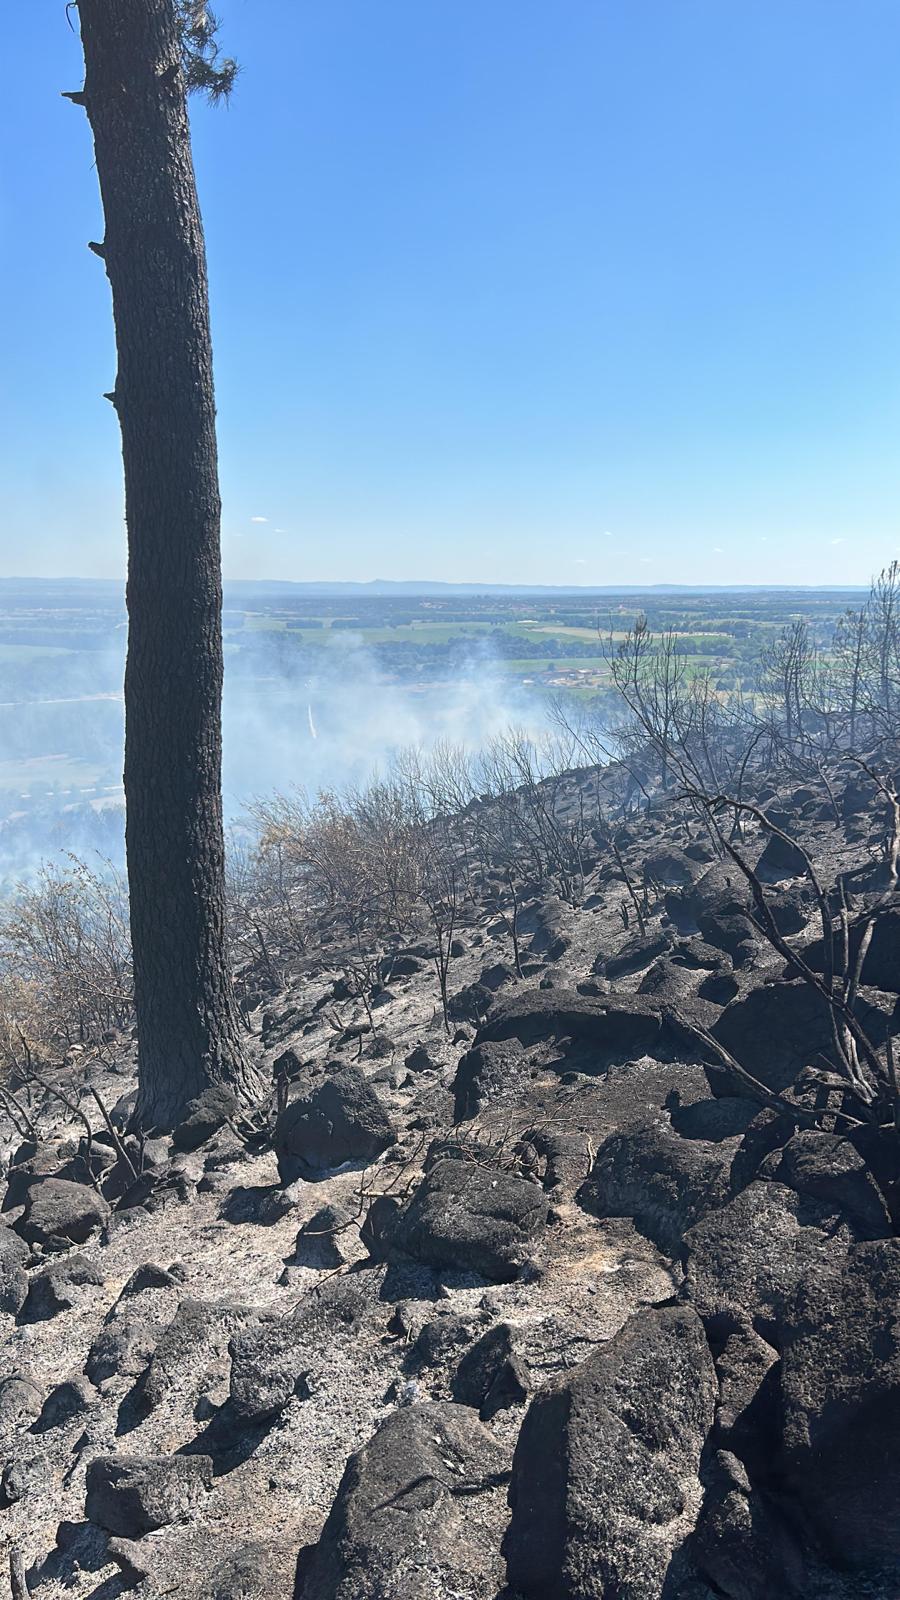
2;1;899;585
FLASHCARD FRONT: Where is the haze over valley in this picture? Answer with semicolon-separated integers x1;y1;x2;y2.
0;573;871;885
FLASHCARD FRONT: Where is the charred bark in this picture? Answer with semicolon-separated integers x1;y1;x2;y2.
75;0;261;1128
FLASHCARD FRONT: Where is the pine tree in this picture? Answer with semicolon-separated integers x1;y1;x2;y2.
70;0;261;1127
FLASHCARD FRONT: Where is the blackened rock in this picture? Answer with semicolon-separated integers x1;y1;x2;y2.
668;1097;758;1143
2;1145;61;1211
642;847;700;889
580;1114;736;1256
33;1375;98;1433
453;1038;530;1121
118;1261;182;1298
393;1157;548;1283
477;987;698;1073
451;1322;529;1419
0;1374;42;1433
755;829;808;883
203;1540;297;1600
230;1277;369;1421
804;907;900;995
696;910;763;965
479;961;515;991
21;1254;104;1322
404;1045;438;1074
171;1086;240;1152
415;1312;479;1365
0;1454;44;1506
729;1109;796;1193
300;1402;509;1600
0;1226;29;1316
15;1178;109;1251
503;1305;717;1598
764;1128;890;1238
711;1325;779;1475
712;979;892;1095
138;1298;253;1413
85;1453;213;1536
274;1067;396;1184
520;895;572;959
600;930;674;980
85;1314;156;1386
294;1203;354;1268
682;1181;852;1336
779;1238;900;1567
447;981;494;1025
696;970;739;1006
360;1194;401;1261
691;1451;807;1600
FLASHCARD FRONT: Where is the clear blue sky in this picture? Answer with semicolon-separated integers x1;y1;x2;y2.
2;1;899;585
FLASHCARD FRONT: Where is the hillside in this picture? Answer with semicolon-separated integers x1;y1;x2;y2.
0;753;898;1599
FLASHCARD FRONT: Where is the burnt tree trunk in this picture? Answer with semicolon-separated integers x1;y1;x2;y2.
75;0;261;1128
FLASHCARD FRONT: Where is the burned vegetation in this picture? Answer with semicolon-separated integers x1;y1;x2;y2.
0;569;900;1598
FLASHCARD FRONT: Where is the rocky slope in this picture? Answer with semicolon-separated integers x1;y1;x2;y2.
2;764;899;1600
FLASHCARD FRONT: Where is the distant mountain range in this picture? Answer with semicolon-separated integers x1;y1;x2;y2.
0;577;869;598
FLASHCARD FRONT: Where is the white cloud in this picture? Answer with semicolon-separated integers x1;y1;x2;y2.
250;515;268;524
830;537;844;546
603;530;613;537
274;528;288;534
713;546;723;554
640;557;652;564
573;558;587;565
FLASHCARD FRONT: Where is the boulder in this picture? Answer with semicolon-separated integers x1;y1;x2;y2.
712;979;892;1095
0;1227;29;1317
0;1374;42;1433
453;1038;531;1121
477;988;699;1074
20;1254;104;1322
447;981;494;1025
804;907;900;994
696;910;763;965
15;1178;109;1251
393;1156;548;1283
2;1144;62;1211
171;1086;240;1152
764;1129;890;1238
33;1375;98;1433
294;1203;355;1268
779;1238;900;1567
360;1194;401;1261
682;1180;853;1335
274;1067;396;1184
729;1109;795;1192
711;1324;779;1472
519;895;572;959
299;1402;509;1600
415;1311;480;1366
598;930;673;981
450;1322;529;1419
85;1453;213;1537
579;1114;736;1255
203;1540;297;1600
691;1451;807;1600
230;1277;369;1421
137;1298;252;1413
119;1261;183;1298
642;847;700;888
85;1313;156;1386
755;829;807;882
503;1305;717;1598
